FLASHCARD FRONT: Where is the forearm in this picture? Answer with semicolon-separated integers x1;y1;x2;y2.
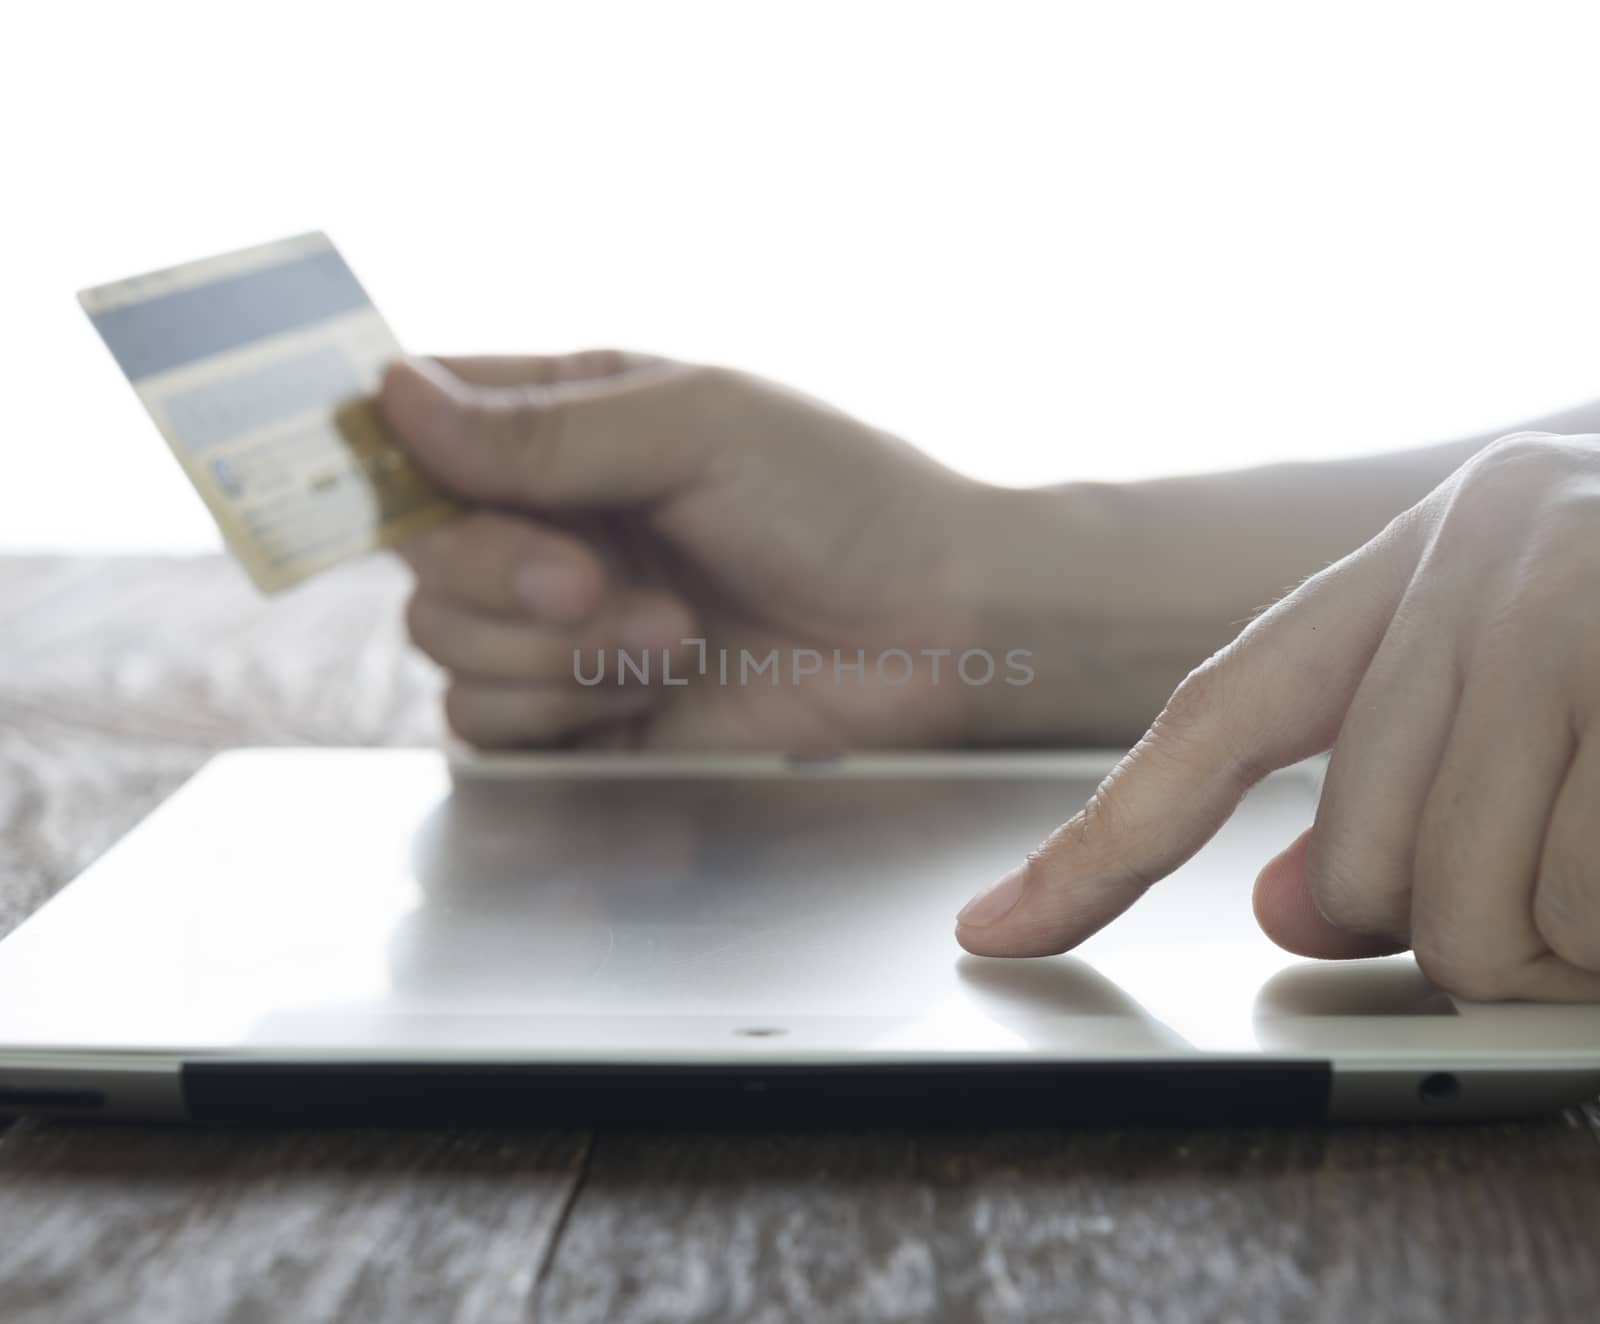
967;400;1600;746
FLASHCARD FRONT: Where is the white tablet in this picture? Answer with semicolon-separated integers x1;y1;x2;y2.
1;749;1596;1124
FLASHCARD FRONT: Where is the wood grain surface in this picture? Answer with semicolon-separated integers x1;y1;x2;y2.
1;555;1596;1324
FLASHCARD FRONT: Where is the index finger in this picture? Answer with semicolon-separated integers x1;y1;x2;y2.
955;515;1421;957
378;355;718;509
436;350;662;388
395;510;609;623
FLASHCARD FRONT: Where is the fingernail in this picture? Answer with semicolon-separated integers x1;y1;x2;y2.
514;564;587;616
619;604;687;652
957;864;1028;928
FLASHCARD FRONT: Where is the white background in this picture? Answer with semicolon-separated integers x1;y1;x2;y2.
4;0;1600;552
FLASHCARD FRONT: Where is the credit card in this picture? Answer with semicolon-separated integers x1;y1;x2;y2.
79;232;456;592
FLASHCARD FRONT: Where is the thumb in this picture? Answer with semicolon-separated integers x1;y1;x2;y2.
956;526;1418;958
378;354;720;508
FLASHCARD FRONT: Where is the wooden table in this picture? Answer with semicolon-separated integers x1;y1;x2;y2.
2;555;1597;1323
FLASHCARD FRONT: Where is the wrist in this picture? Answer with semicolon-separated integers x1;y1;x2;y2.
950;480;1227;747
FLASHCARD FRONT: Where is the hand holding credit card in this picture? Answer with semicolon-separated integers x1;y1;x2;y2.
79;232;457;592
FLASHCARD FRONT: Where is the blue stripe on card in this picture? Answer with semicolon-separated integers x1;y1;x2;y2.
88;248;373;381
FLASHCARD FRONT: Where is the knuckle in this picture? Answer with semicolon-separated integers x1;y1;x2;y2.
1519;490;1600;607
572;348;632;377
1539;475;1600;527
433;513;540;607
1161;659;1218;722
1411;931;1519;1002
503;390;567;495
1159;655;1227;735
499;630;560;681
671;364;756;429
1467;484;1600;676
452;509;523;555
1450;432;1589;518
1047;787;1150;897
444;684;567;749
1158;649;1264;784
416;522;479;595
1452;435;1556;510
1500;555;1587;624
1064;774;1135;859
460;389;515;440
680;361;740;395
1471;431;1566;477
1304;847;1390;935
403;594;435;650
404;597;463;667
1304;813;1415;938
1534;874;1600;971
458;385;562;491
415;605;537;678
398;529;452;593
